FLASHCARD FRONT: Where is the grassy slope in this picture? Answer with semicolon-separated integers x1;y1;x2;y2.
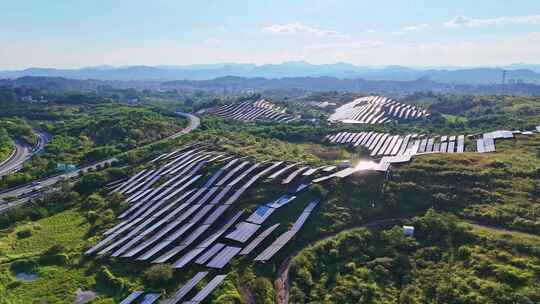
287;214;540;304
384;134;540;233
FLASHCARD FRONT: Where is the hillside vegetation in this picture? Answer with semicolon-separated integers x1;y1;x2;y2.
0;92;539;303
288;210;540;304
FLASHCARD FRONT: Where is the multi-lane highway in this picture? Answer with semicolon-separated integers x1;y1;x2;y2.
0;158;118;212
0;113;199;213
0;132;50;177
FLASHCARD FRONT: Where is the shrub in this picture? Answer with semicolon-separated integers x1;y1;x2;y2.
39;253;69;265
43;244;66;256
16;228;33;239
98;266;128;293
143;264;173;286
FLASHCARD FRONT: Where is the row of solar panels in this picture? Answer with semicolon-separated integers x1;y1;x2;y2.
130;271;227;304
477;130;515;153
327;132;466;156
119;291;161;304
207;100;295;123
329;95;428;124
157;199;322;303
89;146;332;274
89;157;283;265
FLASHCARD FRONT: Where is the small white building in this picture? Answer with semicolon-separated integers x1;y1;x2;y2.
403;225;415;237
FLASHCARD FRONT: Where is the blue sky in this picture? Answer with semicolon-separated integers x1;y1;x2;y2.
1;0;539;69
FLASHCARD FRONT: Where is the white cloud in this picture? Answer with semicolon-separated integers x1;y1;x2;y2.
366;29;376;33
261;22;347;38
445;15;540;28
392;24;430;35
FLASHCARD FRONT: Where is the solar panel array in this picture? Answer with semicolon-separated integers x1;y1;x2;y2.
86;148;288;263
139;293;161;304
329;96;428;124
90;145;337;303
207;99;295;123
477;130;514;153
327;132;468;158
119;290;145;304
161;272;208;304
254;199;319;262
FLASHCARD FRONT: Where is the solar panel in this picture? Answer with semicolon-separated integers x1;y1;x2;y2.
224;188;247;205
227;162;261;187
476;139;485;153
440;141;448;153
188;205;215;224
370;134;389;156
254;200;318;262
418;138;428;153
209;186;233;205
246;205;275;224
266;195;296;209
426;138;435;152
194;187;220;206
114;169;147;194
185;275;227;303
397;135;411;155
302;166;322;176
239;223;280;256
282;166;308;184
119;169;156;195
171;247;206;268
206;246;242;269
292;182;310;193
139;293;161;304
161;272;208;304
456;135;465;153
203;205;230;225
215;161;250;186
382;135;399;156
267;163;298;180
390;136;404;156
447;141;456;153
156;224;213;264
152;244;187;264
119;290;144;304
483;137;495;152
202;169;224;188
322;166;336;172
225;222;261;243
195;243;226;265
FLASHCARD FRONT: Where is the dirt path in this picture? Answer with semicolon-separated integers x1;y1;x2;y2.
274;218;403;304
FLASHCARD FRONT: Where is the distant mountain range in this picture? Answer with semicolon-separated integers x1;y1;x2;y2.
2;62;540;84
2;75;540;96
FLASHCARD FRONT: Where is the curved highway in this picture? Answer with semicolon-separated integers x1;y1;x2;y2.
0;113;200;213
0;132;50;177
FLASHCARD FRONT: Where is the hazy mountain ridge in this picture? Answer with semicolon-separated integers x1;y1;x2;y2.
3;75;540;97
1;62;540;84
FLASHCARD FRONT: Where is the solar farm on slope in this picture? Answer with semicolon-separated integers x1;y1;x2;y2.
86;144;355;302
329;95;428;124
205;99;296;122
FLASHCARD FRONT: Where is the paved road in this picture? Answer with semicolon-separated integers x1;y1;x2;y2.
0;132;50;177
171;112;200;139
0;158;118;212
0;141;30;177
0;113;199;213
